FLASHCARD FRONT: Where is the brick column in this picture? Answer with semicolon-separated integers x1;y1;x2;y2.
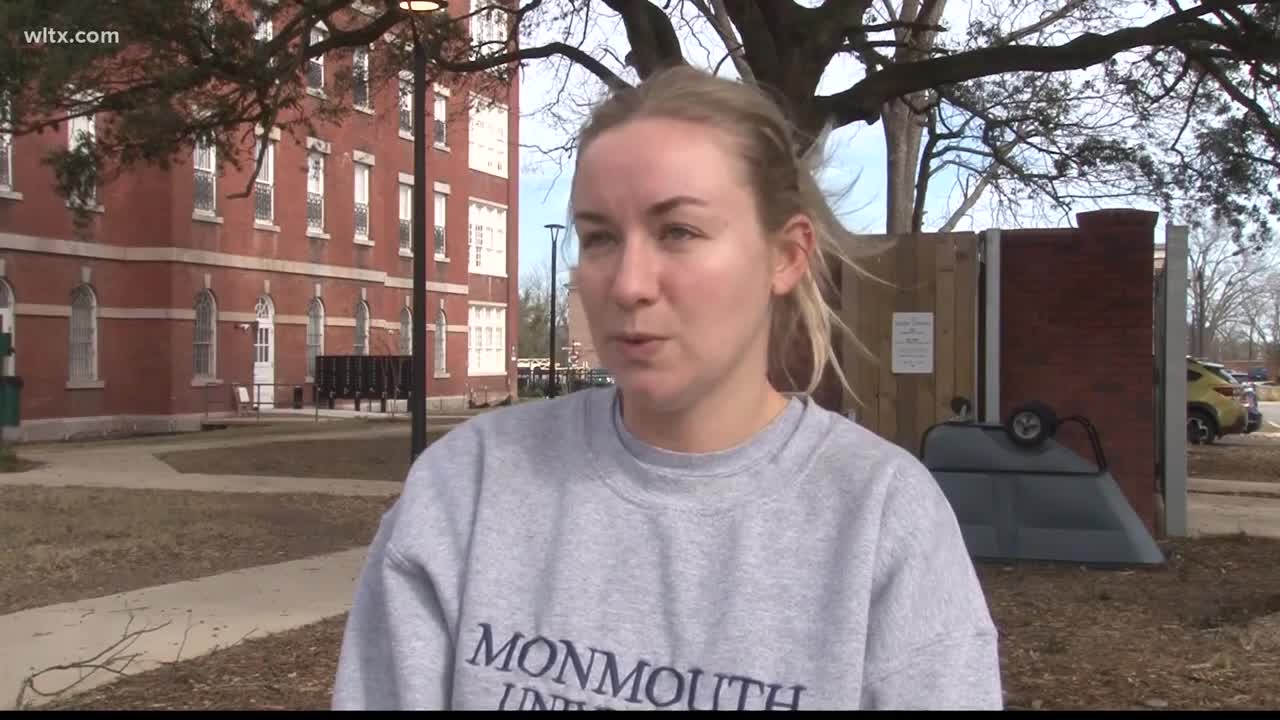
1001;209;1158;531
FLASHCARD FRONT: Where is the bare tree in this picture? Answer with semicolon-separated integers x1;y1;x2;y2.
1188;220;1273;359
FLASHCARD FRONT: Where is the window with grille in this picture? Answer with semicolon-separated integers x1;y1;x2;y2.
399;78;412;133
307;151;324;230
193;136;216;214
435;308;447;373
434;192;447;257
0;129;11;191
67;114;97;205
468;304;505;374
69;285;97;382
399;308;411;355
254;139;274;222
306;298;324;378
354;163;370;239
193;290;216;378
353;47;370;108
468;200;506;276
307;27;326;91
354;301;369;355
433;95;447;145
253;9;272;43
0;97;11;190
468;96;507;179
398;184;411;254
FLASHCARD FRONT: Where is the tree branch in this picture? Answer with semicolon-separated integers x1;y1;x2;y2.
689;0;754;80
822;2;1280;127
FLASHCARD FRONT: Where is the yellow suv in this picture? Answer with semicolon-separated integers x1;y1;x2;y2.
1187;357;1247;444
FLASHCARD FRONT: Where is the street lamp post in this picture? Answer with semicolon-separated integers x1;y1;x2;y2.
545;223;564;398
400;0;448;461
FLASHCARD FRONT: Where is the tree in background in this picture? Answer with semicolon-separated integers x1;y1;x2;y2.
2;0;1276;236
518;260;568;363
1187;219;1273;359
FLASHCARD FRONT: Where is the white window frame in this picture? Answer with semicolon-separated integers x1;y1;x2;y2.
399;77;412;134
308;25;327;92
306;297;325;380
467;95;508;179
0;278;16;376
434;191;448;258
307;151;325;230
433;94;448;147
255;138;274;223
398;183;412;256
253;8;273;43
67;113;97;205
193;289;217;379
435;307;447;376
468;303;506;375
354;162;371;241
193;135;216;215
468;199;507;277
353;45;371;110
0;96;12;192
69;284;98;384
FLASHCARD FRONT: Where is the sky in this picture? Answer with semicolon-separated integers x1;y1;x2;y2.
511;1;1173;291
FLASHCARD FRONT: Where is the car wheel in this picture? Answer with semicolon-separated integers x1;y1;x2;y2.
1005;401;1059;447
1187;409;1216;445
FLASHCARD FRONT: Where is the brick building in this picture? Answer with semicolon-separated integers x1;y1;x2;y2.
0;1;519;441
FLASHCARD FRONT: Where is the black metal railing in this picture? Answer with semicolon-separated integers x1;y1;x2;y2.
254;182;273;221
354;74;370;108
307;191;324;230
194;169;216;213
354;202;369;238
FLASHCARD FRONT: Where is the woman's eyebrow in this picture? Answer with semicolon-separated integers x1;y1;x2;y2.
573;196;708;224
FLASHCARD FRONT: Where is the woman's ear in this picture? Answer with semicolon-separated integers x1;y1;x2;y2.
771;214;816;295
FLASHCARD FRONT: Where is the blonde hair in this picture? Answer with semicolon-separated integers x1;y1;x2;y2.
571;65;867;401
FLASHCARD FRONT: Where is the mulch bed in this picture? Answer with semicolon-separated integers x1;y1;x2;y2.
43;535;1280;711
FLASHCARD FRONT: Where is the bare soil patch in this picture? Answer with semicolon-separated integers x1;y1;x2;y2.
1189;434;1280;484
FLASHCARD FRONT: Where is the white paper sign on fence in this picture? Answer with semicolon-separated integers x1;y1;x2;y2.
892;312;934;374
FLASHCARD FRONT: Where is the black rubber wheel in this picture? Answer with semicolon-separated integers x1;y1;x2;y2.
1005;401;1059;447
1187;408;1217;445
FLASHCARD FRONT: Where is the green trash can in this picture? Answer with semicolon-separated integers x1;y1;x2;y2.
0;376;21;427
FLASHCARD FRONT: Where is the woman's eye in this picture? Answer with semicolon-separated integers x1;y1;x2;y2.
661;225;697;243
580;231;615;248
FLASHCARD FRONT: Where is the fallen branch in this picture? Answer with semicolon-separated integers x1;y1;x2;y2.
15;613;171;710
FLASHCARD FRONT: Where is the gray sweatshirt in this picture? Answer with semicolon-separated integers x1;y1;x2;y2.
332;387;1002;711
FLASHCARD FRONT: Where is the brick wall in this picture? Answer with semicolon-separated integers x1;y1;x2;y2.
1001;209;1158;531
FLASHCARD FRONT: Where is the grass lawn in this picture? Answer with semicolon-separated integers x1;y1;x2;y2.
1;485;394;615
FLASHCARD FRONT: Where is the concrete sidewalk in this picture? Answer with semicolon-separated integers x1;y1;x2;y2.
1;547;369;710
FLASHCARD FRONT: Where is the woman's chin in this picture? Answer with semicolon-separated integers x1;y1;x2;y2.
614;372;691;412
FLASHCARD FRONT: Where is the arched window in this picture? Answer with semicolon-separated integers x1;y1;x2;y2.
399;307;411;355
434;308;447;374
193;289;216;378
354;300;369;355
306;298;325;378
69;284;98;382
0;278;14;375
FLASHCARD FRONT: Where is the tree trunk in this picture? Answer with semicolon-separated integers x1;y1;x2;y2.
883;97;923;234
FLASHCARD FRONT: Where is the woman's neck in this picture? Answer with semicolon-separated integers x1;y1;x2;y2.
620;381;791;454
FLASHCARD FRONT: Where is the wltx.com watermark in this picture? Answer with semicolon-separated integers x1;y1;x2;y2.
22;28;121;45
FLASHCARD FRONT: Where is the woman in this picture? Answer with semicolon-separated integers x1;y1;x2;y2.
333;66;1001;711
